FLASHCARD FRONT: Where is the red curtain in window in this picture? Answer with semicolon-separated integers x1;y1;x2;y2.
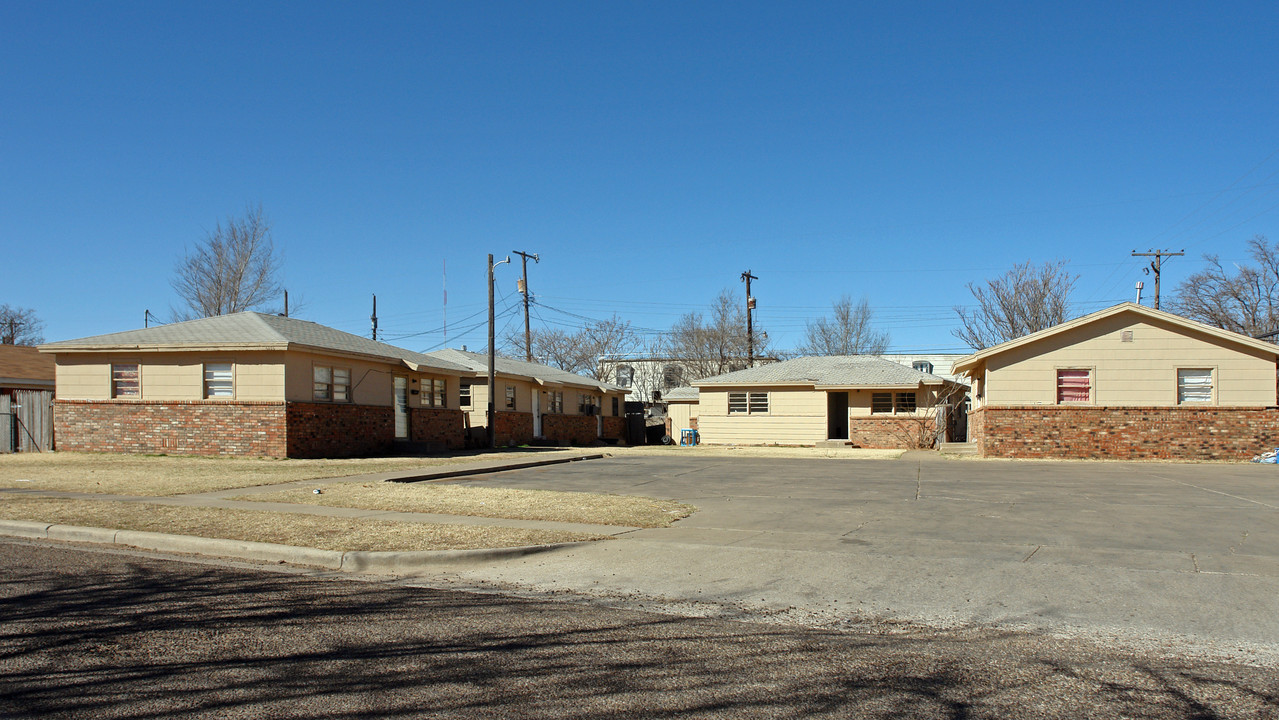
1057;370;1090;402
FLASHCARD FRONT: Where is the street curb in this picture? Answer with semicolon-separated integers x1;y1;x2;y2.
383;453;610;483
0;519;585;573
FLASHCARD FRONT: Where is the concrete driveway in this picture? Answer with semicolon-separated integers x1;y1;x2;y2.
446;453;1279;662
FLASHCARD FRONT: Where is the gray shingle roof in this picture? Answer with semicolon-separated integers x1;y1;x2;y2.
662;386;699;401
693;355;954;388
40;312;471;374
424;348;626;392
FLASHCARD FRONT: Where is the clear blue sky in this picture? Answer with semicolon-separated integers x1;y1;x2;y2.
5;1;1278;354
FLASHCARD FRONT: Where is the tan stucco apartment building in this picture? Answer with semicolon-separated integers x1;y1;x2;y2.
425;349;628;447
953;302;1279;460
691;356;967;448
40;313;475;457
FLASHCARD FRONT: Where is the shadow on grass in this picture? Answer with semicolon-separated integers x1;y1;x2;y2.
0;543;1276;719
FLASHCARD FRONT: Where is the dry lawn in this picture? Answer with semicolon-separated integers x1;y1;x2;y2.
0;450;597;496
615;445;906;460
0;496;603;551
236;484;695;528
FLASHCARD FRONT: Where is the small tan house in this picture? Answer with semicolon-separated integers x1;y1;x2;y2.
952;302;1279;460
424;349;629;446
691;356;966;448
40;313;473;458
663;386;699;439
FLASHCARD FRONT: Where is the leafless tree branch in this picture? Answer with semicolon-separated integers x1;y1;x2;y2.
171;204;283;320
952;260;1078;350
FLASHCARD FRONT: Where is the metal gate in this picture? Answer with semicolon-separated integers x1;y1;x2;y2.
0;390;54;453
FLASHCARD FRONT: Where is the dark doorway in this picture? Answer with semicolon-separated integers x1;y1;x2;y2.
827;392;848;440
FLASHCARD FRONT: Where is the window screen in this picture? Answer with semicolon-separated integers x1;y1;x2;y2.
871;392;893;413
204;363;233;398
1177;369;1212;403
112;364;140;398
1057;369;1091;403
728;392;748;414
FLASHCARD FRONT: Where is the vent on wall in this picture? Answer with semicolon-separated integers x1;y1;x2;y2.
1121;330;1134;343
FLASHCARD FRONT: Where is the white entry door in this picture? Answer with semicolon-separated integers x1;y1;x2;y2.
393;377;409;439
532;391;542;437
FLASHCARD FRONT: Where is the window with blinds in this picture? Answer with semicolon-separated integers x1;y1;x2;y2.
1056;369;1091;403
112;364;140;398
1177;368;1213;403
204;363;233;398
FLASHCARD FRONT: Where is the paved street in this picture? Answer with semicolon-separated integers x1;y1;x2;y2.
445;453;1279;661
3;541;1278;719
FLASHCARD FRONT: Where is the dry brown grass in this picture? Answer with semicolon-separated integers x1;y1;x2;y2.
0;496;603;551
615;445;906;460
235;484;695;528
0;450;596;497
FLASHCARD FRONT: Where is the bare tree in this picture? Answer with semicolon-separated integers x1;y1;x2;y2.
171;204;283;319
798;296;889;356
666;289;771;379
504;314;643;379
1171;235;1279;338
953;260;1077;350
0;305;45;345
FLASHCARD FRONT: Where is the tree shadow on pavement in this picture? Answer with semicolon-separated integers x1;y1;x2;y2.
0;543;1276;719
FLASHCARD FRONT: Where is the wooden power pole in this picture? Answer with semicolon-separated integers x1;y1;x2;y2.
513;250;539;362
741;270;758;365
1131;249;1184;309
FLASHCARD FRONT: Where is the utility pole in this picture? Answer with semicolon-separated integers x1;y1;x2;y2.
370;294;378;340
513;250;540;362
1131;249;1184;309
741;270;758;366
487;254;511;448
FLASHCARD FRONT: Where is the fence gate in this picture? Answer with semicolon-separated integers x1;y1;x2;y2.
4;390;54;452
0;395;12;453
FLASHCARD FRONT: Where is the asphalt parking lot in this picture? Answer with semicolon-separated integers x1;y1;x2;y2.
446;453;1279;662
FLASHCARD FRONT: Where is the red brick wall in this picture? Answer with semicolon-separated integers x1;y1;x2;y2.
969;407;987;455
976;405;1279;460
491;410;533;446
849;416;938;449
54;400;287;457
601;415;626;443
410;407;465;449
541;413;594;445
285;402;393;458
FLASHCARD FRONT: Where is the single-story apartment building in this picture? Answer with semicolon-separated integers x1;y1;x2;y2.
952;302;1279;460
690;355;967;448
40;312;473;458
425;348;628;446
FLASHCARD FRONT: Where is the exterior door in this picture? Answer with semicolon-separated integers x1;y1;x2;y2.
532;391;542;437
393;377;409;440
827;391;849;440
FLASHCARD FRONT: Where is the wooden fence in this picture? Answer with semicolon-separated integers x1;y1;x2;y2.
0;390;54;452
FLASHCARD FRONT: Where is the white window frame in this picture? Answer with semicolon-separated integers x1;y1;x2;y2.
549;390;564;414
505;385;516;410
1176;367;1215;404
728;391;768;415
314;365;351;403
422;377;446;408
1056;368;1093;405
203;362;234;399
459;381;472;409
